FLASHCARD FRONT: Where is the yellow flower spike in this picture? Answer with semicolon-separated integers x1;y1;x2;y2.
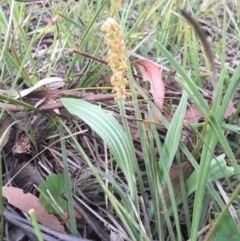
102;18;130;100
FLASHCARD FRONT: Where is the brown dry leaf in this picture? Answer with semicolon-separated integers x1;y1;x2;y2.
45;80;65;90
3;186;66;233
164;101;236;124
224;100;236;118
110;230;125;241
134;59;165;110
61;208;82;225
15;77;64;99
183;106;202;124
12;131;31;154
0;114;11;152
163;161;190;208
11;162;44;193
164;106;204;124
46;97;60;114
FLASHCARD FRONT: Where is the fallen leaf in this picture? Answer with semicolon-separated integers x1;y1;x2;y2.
110;230;125;241
11;162;44;193
46;97;60;115
164;106;204;124
134;59;165;110
15;77;64;99
3;186;65;233
164;101;236;124
61;208;82;225
163;161;190;207
224;100;236;118
45;80;65;90
12;131;31;154
183;106;203;124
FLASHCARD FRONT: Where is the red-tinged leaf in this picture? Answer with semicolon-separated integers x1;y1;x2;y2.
163;111;172;123
224;100;236;118
164;106;202;124
165;101;236;124
134;59;165;110
163;161;190;207
183;106;203;124
3;186;65;233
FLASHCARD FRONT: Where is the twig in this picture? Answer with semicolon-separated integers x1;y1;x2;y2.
4;209;92;241
71;195;110;241
72;49;108;65
180;10;218;98
0;92;116;112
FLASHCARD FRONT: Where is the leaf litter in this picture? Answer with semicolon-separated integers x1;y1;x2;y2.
3;186;65;233
0;1;239;240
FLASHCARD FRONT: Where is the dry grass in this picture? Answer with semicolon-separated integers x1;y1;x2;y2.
0;0;239;240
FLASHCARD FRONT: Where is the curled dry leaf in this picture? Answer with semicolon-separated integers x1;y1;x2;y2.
15;77;64;99
45;80;65;90
134;59;165;111
12;131;31;154
11;162;44;193
3;186;66;233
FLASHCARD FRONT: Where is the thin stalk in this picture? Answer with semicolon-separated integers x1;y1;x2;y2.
59;122;78;236
0;153;3;240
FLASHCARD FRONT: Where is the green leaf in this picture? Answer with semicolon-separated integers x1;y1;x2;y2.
212;211;240;241
61;98;136;201
39;173;73;214
214;232;240;241
61;99;143;239
185;154;234;196
161;91;188;172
